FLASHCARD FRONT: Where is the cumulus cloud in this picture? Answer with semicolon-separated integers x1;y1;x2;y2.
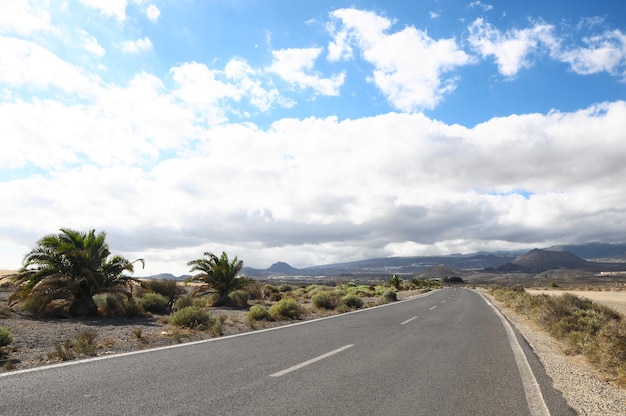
467;18;558;77
328;8;474;111
0;36;101;95
0;0;53;35
146;4;160;22
469;1;493;12
122;37;153;53
2;99;626;272
80;30;106;57
79;0;128;22
269;47;345;96
558;29;626;77
468;18;626;80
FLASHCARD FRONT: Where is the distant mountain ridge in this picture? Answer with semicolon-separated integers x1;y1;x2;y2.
143;242;626;279
497;249;595;273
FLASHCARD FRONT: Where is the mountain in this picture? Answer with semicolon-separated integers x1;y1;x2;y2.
142;273;191;281
497;249;595;273
266;261;300;274
242;253;517;278
417;265;466;279
143;243;626;280
546;242;626;260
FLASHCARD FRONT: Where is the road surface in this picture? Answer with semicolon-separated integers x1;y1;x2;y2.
0;288;574;415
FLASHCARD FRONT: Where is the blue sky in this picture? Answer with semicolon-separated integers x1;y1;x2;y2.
1;0;626;275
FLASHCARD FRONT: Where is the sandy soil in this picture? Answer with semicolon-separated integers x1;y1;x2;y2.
527;289;626;315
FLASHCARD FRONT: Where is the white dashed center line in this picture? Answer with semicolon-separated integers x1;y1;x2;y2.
400;316;418;325
270;344;354;377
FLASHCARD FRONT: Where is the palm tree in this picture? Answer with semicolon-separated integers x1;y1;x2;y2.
186;252;252;306
11;228;143;317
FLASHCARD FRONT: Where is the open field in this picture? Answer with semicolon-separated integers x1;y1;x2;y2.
527;289;626;316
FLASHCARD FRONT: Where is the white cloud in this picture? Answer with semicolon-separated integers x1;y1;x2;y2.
146;4;160;22
468;18;558;77
79;30;106;57
558;29;626;77
0;36;101;95
170;61;244;123
329;8;474;111
122;37;153;53
0;71;197;170
469;1;493;12
224;58;286;112
79;0;128;22
269;47;345;96
2;100;626;271
0;0;53;35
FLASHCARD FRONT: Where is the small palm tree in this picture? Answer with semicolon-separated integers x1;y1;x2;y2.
11;228;143;317
186;252;253;306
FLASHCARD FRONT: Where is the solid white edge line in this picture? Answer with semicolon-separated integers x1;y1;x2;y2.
477;291;551;416
269;344;354;377
1;290;439;378
400;316;418;325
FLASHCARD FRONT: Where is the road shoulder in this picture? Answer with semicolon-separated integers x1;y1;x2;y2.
483;291;626;415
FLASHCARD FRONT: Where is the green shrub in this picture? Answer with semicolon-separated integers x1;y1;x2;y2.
74;330;98;356
269;298;301;320
137;293;169;314
382;290;397;302
311;291;337;310
170;306;213;330
277;284;293;292
50;330;98;361
389;274;402;289
247;304;271;322
173;295;194;311
341;294;364;309
228;290;250;308
489;286;626;385
123;297;142;318
262;284;279;297
269;292;282;302
143;279;184;301
0;326;14;347
93;293;125;317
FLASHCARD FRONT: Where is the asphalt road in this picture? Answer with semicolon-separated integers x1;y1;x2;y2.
0;288;575;415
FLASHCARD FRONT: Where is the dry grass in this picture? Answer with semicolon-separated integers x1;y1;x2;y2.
490;286;626;386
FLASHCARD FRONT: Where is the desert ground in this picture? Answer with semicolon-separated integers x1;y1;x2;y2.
527;288;626;315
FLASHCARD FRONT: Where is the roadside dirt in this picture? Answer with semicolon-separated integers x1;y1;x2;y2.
487;289;626;414
527;288;626;315
0;276;423;372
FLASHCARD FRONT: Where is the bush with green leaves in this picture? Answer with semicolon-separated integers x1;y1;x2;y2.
142;279;185;303
137;293;169;314
382;289;397;302
341;294;364;309
269;298;301;320
228;290;250;308
93;293;126;317
489;286;626;385
0;326;14;347
277;284;293;292
170;306;213;330
247;304;271;322
311;291;337;310
173;295;194;311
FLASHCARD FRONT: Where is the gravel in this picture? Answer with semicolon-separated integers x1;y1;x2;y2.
489;294;626;415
